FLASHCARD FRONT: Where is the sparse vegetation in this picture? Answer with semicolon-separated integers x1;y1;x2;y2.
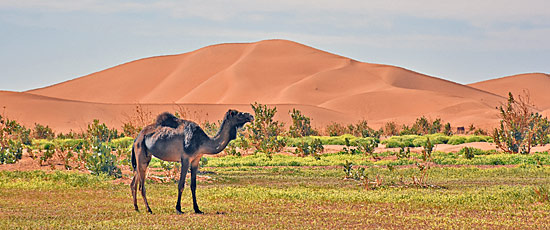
288;108;318;137
293;138;323;160
492;92;550;154
246;103;286;158
2;104;550;228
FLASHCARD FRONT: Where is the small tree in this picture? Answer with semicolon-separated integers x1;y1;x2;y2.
383;121;399;137
443;122;453;136
246;103;286;158
492;92;550;154
86;138;122;178
288;109;317;137
33;123;55;140
87;119;119;142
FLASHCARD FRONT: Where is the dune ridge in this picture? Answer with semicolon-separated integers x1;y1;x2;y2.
468;73;550;111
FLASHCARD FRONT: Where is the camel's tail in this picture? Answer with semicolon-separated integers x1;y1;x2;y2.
131;140;137;172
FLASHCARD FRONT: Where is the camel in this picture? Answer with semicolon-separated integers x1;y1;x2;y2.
130;109;253;214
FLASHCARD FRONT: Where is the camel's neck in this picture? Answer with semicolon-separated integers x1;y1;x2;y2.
202;119;237;154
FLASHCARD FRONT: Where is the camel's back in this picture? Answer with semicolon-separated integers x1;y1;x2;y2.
155;112;182;128
142;117;205;160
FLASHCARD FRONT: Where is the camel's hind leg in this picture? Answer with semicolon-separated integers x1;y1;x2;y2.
133;142;153;214
130;174;138;211
138;163;152;214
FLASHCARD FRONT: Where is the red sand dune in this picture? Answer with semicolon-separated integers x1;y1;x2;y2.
1;39;546;132
468;73;550;111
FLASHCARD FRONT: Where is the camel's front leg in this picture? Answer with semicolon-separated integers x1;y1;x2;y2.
190;158;203;214
176;159;190;214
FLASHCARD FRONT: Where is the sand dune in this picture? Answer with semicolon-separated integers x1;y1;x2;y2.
468;73;550;111
0;91;353;132
0;39;545;132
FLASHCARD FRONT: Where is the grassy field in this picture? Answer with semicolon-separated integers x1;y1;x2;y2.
1;160;550;229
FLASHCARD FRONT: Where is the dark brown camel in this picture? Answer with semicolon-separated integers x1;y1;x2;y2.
130;109;253;214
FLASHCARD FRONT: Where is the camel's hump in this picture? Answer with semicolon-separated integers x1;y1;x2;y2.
155;112;180;128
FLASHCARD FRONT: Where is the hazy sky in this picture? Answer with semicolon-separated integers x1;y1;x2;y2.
1;0;549;91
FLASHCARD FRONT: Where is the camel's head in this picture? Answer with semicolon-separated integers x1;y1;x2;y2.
225;109;253;128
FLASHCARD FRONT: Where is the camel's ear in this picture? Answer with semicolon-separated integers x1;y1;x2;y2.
229;110;237;117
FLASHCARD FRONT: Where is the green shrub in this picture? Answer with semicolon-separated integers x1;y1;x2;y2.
87;119;120;142
294;138;323;160
466;135;491;143
355;138;379;159
492;92;550;154
246;103;286;158
448;136;467;145
383;139;402;148
0;140;23;164
325;122;347;136
460;147;475;160
108;137;134;149
85;139;122;178
287;135;379;147
32;123;55;140
288;109;318;137
0;116;30;164
201;120;221;137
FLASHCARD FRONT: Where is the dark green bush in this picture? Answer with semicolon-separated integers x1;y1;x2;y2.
85;139;122;178
448;136;467;145
32;123;55;140
246;103;286;158
288;109;318;137
294;138;323;160
492;92;550;154
87;119;120;142
0;140;23;164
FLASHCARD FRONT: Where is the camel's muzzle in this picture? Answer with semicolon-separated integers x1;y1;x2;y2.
244;113;254;122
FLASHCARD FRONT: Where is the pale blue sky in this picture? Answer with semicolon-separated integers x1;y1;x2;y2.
1;0;549;91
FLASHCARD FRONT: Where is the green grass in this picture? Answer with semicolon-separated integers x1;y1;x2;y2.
382;134;493;148
1;166;550;229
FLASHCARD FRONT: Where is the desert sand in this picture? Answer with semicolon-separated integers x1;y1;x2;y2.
1;39;548;132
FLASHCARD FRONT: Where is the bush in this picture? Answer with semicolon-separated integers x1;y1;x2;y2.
32;123;55;140
246;103;286;158
294;138;323;160
0;140;23;164
286;135;379;147
224;136;250;156
325;122;347;136
87;119;120;142
460;147;475;160
383;121;400;136
492;92;550;154
355;138;379;159
288;109;318;137
121;104;153;137
85;139;122;178
0;115;29;164
448;136;467;145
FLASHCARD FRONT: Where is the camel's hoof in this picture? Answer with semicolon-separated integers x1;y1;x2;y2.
194;210;204;214
176;209;184;215
147;208;153;214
